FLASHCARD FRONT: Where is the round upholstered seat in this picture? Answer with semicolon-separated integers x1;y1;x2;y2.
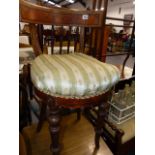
31;53;120;98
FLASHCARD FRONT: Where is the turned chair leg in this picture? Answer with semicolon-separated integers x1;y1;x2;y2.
36;102;47;132
95;102;106;149
47;98;61;155
27;64;33;100
76;109;81;120
29;81;33;100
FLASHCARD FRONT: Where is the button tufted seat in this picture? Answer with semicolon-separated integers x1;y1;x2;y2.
31;53;120;98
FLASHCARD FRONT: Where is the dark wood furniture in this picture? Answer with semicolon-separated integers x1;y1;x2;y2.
84;76;135;155
19;65;32;131
19;0;116;155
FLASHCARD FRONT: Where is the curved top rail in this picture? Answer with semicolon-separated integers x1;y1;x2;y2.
20;0;104;27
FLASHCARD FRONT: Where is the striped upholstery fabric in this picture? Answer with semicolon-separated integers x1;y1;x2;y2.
31;53;120;98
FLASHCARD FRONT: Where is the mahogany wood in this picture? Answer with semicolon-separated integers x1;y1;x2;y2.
95;101;107;149
92;0;97;10
51;26;55;54
73;27;79;52
29;24;42;56
47;98;61;155
20;65;32;131
37;24;44;51
79;27;85;53
100;0;108;61
59;26;63;54
98;0;103;10
20;0;110;154
34;87;112;109
67;26;71;53
101;26;111;62
20;0;103;27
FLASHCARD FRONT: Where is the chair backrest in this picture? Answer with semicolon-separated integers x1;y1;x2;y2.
19;0;106;58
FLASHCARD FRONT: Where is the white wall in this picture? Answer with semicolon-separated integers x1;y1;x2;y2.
106;0;135;32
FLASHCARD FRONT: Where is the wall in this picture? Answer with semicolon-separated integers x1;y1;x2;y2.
68;2;86;10
106;0;135;32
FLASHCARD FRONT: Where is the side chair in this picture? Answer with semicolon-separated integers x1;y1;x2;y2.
20;0;120;154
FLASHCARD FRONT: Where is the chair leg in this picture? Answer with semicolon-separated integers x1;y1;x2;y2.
95;102;106;149
36;102;47;132
26;64;33;100
26;100;32;125
29;81;33;100
76;109;81;120
47;98;61;155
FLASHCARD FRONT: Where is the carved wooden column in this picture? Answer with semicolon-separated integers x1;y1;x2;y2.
95;101;106;149
37;24;44;52
79;27;85;53
47;98;61;155
76;109;81;120
95;90;113;148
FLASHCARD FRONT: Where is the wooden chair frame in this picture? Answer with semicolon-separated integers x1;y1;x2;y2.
20;0;112;154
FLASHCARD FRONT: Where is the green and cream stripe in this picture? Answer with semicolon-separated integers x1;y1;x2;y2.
31;53;120;98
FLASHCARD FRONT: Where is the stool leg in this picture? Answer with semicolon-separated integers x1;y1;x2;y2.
76;109;81;120
27;64;33;100
47;98;61;155
95;102;105;149
36;102;47;132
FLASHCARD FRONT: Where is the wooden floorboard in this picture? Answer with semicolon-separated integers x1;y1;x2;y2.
22;114;113;155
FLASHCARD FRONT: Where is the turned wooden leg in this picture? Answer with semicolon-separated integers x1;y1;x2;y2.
27;64;33;100
29;81;33;100
76;109;81;120
36;102;47;132
47;98;61;155
95;102;106;149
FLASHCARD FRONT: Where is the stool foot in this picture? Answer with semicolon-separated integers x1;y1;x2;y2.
76;109;81;120
47;98;61;155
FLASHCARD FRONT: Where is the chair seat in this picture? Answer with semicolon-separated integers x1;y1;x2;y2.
31;53;120;98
